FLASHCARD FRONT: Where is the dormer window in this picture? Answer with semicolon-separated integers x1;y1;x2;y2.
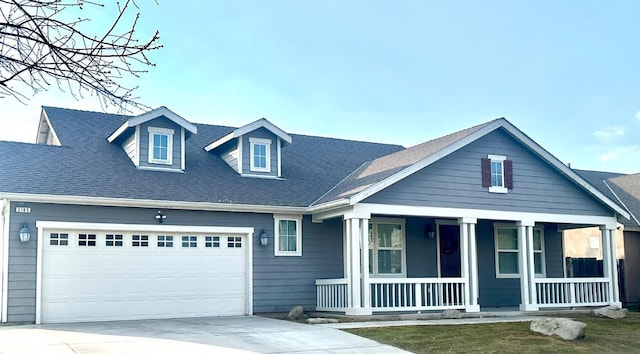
148;127;174;165
249;137;271;173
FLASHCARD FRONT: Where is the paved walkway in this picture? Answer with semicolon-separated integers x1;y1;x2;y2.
0;315;411;354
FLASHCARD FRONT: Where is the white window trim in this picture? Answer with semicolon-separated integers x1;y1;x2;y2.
369;218;407;277
148;127;174;165
488;154;508;194
274;215;302;256
494;223;545;278
249;137;271;173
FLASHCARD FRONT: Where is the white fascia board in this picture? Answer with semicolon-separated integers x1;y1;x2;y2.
0;193;307;215
107;121;132;143
234;118;292;145
110;107;198;143
355;203;619;227
130;107;198;134
349;120;504;205
204;132;235;152
498;124;631;220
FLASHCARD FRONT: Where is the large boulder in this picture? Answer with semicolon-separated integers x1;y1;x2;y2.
592;305;628;319
287;305;305;320
530;318;587;340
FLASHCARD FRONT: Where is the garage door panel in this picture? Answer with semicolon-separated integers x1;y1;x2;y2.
41;230;249;323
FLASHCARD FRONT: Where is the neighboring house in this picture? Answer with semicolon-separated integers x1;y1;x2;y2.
572;170;640;307
0;107;630;324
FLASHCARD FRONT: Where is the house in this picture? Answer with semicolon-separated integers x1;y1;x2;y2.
571;170;640;307
0;106;630;324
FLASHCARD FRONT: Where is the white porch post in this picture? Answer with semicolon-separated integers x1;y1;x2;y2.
600;225;621;306
518;221;538;311
459;217;479;312
344;213;372;315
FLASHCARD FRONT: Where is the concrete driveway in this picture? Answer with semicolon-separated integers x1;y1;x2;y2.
0;315;410;354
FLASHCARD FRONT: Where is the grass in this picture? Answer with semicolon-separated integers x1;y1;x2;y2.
344;313;640;353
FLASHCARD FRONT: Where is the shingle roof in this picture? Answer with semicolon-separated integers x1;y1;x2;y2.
312;120;496;204
574;169;640;228
0;107;404;207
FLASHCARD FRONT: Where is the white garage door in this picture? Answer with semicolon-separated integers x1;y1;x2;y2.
40;226;250;323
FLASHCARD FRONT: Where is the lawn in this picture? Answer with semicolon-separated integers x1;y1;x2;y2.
344;313;640;353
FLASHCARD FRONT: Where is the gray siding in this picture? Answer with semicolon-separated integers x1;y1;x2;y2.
138;117;182;170
365;129;612;217
624;231;640;305
6;202;343;322
476;221;565;308
241;128;279;178
220;143;240;173
405;217;438;277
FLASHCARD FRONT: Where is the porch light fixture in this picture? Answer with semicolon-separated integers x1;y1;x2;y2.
155;210;167;224
19;223;31;243
425;223;435;239
260;229;269;246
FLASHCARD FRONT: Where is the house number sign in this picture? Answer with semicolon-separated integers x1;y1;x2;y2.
15;207;31;213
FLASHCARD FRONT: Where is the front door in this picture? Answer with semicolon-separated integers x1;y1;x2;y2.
439;224;461;277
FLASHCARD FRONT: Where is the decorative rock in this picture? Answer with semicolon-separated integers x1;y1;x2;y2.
306;318;340;324
530;317;587;340
441;309;463;319
287;305;305;320
592;305;628;319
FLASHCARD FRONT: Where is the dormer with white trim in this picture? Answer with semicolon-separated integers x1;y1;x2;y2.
204;118;292;178
35;109;61;146
107;107;198;172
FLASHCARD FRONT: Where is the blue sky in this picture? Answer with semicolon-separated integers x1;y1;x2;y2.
2;1;639;173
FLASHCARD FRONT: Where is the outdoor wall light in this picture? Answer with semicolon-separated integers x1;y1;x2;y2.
260;229;269;246
155;210;166;224
425;223;435;239
19;223;31;243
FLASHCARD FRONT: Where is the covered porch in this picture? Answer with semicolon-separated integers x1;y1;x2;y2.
313;204;622;315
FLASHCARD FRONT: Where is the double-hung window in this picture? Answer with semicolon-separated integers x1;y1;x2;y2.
249;137;271;172
494;224;545;278
148;127;174;165
368;219;406;276
482;155;513;193
274;215;302;256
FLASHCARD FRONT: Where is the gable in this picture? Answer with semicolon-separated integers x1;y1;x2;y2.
363;129;614;217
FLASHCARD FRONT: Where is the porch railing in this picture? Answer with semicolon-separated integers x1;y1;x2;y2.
535;278;610;308
315;277;466;312
316;278;349;312
370;277;466;311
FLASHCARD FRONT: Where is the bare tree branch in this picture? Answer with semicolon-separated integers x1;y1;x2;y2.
0;0;162;111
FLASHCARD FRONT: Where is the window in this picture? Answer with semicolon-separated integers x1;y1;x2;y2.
78;233;96;247
147;127;174;165
49;233;69;246
274;216;302;256
368;219;406;276
249;137;271;172
481;155;513;193
205;236;220;248
157;235;173;247
132;235;149;247
106;234;123;247
228;236;242;248
494;224;545;278
182;236;197;248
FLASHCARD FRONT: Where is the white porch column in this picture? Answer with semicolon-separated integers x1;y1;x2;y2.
459;217;479;312
518;221;538;311
344;213;372;315
600;225;621;306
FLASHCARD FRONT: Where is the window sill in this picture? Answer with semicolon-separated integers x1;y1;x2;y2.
489;186;508;194
274;252;302;257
